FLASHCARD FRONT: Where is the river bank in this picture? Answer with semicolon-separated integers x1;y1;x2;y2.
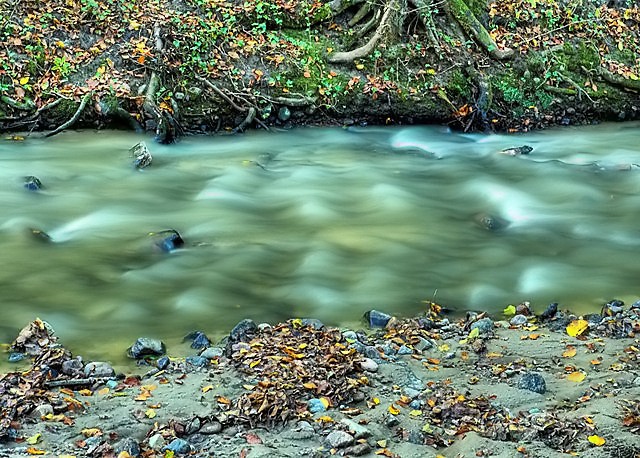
1;302;639;457
1;0;640;140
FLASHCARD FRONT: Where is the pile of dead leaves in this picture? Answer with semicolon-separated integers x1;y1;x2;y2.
0;319;74;441
227;319;368;426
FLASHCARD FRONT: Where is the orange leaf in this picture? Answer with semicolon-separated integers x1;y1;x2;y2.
562;346;577;358
137;55;145;64
303;71;311;78
388;404;400;415
26;448;46;455
567;371;586;382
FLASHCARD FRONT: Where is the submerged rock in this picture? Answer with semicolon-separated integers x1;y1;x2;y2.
29;228;53;243
24;176;42;191
150;229;184;252
183;330;211;349
127;337;166;359
518;372;546;394
475;213;509;231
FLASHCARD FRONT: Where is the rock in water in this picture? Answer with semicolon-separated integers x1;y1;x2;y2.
518;372;546;394
24;176;42;191
127;337;166;359
499;145;533;156
130;141;152;169
183;330;211;349
364;310;392;328
84;361;115;378
150;229;184;252
229;319;258;343
475;213;509;231
540;302;558;320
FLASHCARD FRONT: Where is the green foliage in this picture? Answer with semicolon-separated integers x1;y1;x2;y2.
52;56;73;78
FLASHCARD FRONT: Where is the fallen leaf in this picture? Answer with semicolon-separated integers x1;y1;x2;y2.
245;433;262;444
202;385;213;393
562;346;577;358
567;371;586;382
81;428;102;437
145;408;156;418
388;404;400;415
25;433;41;445
566;319;589;337
588;435;606;446
26;448;45;455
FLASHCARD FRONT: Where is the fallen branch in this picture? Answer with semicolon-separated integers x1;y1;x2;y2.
196;75;247;112
44;92;92;138
328;1;394;63
44;377;114;389
1;94;36;111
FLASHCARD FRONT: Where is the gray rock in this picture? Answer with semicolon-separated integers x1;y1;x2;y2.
282;421;315;440
84;361;115;378
187;86;202;97
301;318;325;330
278;106;291;122
200;347;224;359
325;430;354;449
30;404;53;419
510;314;529;326
518;372;546;394
414;337;433;352
404;388;421;399
344;443;372;456
148;434;165;451
340;419;371;439
163;438;190;454
470;317;494;334
359;358;379;372
199;421;222;435
62;358;83;375
127;337;166;359
129;141;152;170
342;331;358;342
397;345;413;355
364;310;392;328
24;176;43;191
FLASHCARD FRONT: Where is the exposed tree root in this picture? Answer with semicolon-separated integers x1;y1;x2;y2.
410;0;442;53
599;67;640;91
1;95;36;111
444;0;514;60
44;92;92;138
328;1;395;64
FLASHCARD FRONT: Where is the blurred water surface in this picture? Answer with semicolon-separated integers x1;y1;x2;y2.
1;123;640;361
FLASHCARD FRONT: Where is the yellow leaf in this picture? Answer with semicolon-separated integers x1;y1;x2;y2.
503;304;516;316
316;415;334;423
468;328;479;339
249;360;261;368
20;76;30;85
118;452;133;458
372;397;380;405
376;440;387;447
145;408;156;419
590;359;601;365
566;319;589;337
303;382;317;390
588;435;606;446
98;388;109;395
242;384;255;390
326;47;333;53
562;345;577;358
388;404;400;415
355;63;364;70
202;385;213;393
320;397;330;408
78;389;92;396
59;455;77;458
567;371;586;382
81;428;102;437
438;343;449;352
25;433;41;445
26;448;46;455
409;409;422;416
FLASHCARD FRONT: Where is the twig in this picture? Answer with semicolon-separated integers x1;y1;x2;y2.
44;92;92;138
196;75;247;112
44;376;113;388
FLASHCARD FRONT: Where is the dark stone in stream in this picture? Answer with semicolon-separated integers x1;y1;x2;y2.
29;228;53;243
24;176;42;191
475;213;509;231
278;106;291;122
156;356;170;370
129;141;152;170
364;310;392;328
301;318;325;330
150;229;184;252
62;357;84;375
539;302;558;320
183;331;211;349
517;372;546;394
127;337;166;359
228;319;258;344
185;355;208;367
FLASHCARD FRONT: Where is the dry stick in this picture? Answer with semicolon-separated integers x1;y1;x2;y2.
195;75;247;112
44;92;92;138
328;1;393;63
44;377;114;388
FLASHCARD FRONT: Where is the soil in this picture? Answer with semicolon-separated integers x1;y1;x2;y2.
1;305;639;458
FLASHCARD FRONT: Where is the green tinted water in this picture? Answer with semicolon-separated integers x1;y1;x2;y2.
1;123;639;363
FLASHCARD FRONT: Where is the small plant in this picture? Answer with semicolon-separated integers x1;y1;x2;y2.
52;56;73;77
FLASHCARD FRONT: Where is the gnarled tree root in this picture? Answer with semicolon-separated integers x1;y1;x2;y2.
599;67;640;91
44;92;92;138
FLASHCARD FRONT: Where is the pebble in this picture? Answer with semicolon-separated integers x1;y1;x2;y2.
470;317;494;334
30;404;53;419
540;302;558;320
325;430;354;449
344;443;372;456
84;361;115;378
410;400;423;409
364;310;392;328
414;336;433;352
156;356;170;370
8;352;26;363
282;421;315;440
148;434;165;451
116;438;141;458
185;356;208;367
340;419;371;439
278;106;291;122
127;337;166;359
307;398;326;413
200;347;224;359
359;358;379;372
229;319;258;343
163;438;190;454
301;318;325;330
199;421;222;435
518;372;546;394
342;330;358;342
510;314;529;326
106;380;119;389
185;417;201;435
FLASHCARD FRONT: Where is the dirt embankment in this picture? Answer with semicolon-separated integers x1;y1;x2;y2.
1;0;640;141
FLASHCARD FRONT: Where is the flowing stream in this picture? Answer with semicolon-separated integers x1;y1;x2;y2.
1;123;640;363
